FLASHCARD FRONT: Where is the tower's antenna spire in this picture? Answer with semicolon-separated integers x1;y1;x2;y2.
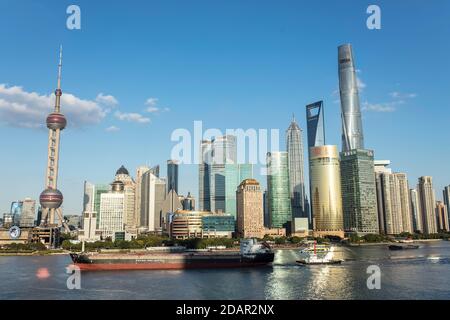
57;45;63;90
292;113;296;123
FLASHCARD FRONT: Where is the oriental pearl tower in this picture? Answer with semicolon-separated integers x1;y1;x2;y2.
39;46;67;228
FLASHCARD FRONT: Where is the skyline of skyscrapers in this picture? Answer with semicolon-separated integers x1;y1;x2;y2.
4;44;449;242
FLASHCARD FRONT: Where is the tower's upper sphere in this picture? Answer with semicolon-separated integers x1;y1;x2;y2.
39;188;63;209
46;112;67;130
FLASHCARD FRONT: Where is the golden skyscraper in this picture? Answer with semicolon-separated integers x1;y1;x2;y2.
309;145;344;238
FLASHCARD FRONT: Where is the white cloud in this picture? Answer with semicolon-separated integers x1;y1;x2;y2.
390;91;417;99
114;111;150;124
105;125;120;132
362;102;395;112
357;76;366;91
362;100;406;113
145;98;158;107
96;93;118;106
146;106;159;113
0;84;106;128
144;97;170;113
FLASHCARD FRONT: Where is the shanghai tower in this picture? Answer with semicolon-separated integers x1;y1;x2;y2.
338;44;364;152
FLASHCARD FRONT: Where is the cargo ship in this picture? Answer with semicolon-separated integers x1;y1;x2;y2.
69;239;274;271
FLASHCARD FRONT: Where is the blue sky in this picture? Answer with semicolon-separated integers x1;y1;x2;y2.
0;0;449;215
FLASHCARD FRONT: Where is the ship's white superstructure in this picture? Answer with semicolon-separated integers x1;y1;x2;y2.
297;241;341;265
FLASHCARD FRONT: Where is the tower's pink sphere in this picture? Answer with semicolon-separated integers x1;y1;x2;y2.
46;112;67;130
39;188;63;209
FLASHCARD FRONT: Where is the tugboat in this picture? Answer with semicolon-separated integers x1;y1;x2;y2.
296;241;342;265
70;238;274;271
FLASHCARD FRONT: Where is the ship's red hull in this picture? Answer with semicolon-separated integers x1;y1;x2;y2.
73;261;270;271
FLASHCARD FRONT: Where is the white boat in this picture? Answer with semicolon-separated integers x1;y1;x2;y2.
296;241;342;265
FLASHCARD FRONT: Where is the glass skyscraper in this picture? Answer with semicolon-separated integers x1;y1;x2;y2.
306;100;326;228
200;135;239;214
225;163;253;219
199;140;212;211
286;115;306;219
266;151;292;230
340;149;379;234
306;101;325;149
338;44;364;152
167;160;179;194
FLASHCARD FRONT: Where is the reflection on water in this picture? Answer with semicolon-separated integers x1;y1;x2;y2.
1;241;450;300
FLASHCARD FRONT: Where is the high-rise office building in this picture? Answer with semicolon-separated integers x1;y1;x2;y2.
20;198;36;227
210;135;237;213
140;170;166;231
266;151;292;230
10;201;23;226
99;181;125;238
199;140;213;211
114;165;136;231
444;186;450;226
338;44;364;152
410;188;422;232
167;160;179;193
374;162;413;234
374;160;391;234
198;136;240;215
417;176;437;234
135;165;150;227
396;173;413;233
83;181;111;228
435;201;449;232
306;101;326;227
286;115;306;219
83;181;95;213
225;163;253;218
309;145;344;238
236;179;265;238
306;101;325;149
340;149;378;234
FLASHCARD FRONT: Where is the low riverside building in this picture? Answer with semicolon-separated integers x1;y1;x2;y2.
170;210;235;239
0;228;32;245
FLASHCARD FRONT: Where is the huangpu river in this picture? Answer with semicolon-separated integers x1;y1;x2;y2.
1;241;450;300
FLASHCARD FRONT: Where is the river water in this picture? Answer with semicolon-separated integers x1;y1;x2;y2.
1;241;449;300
